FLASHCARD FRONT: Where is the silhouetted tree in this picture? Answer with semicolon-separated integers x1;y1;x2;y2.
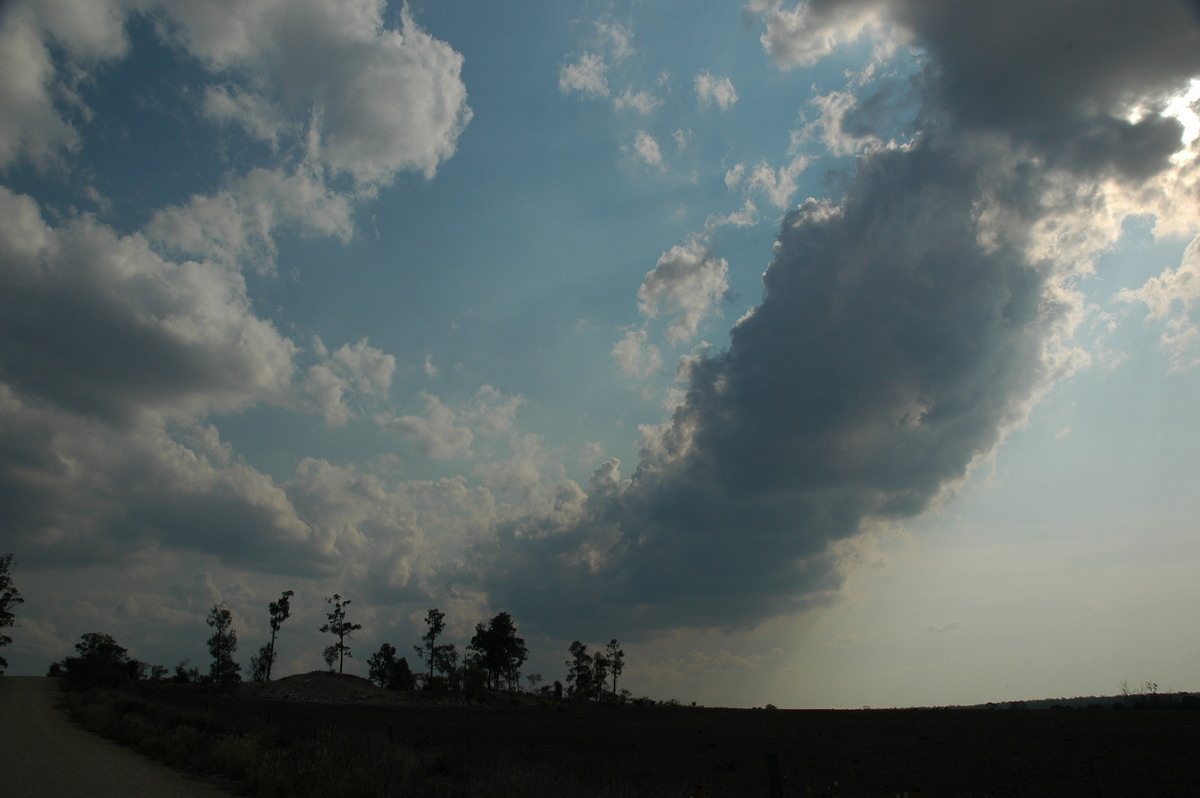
250;589;294;681
206;603;241;685
592;649;610;699
322;644;338;672
0;553;22;674
320;594;361;674
606;639;625;701
52;632;139;687
566;640;597;701
173;660;201;683
468;611;529;692
415;607;457;689
368;643;416;690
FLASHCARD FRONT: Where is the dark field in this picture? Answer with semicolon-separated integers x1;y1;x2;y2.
112;674;1200;798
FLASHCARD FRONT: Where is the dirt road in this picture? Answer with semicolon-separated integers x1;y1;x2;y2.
0;676;229;798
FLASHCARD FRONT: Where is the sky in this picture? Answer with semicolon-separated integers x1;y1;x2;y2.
1;0;1199;709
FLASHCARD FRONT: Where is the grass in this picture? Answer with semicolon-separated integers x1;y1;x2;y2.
60;684;668;797
58;678;1200;796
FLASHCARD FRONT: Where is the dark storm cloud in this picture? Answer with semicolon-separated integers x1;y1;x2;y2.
491;137;1054;638
486;0;1199;638
890;0;1200;178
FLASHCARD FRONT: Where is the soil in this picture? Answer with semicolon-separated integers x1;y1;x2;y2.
143;672;1200;797
0;676;230;798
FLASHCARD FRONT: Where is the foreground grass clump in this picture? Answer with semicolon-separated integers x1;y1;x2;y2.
59;683;662;798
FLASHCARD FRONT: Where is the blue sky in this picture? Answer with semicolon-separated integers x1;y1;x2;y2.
2;0;1199;708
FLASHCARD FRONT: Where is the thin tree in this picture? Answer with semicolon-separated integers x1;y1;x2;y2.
206;604;241;684
415;607;452;688
319;594;361;674
592;649;610;701
0;553;23;674
606;639;625;701
251;589;294;681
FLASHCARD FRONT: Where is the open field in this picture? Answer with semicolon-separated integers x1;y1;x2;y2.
68;673;1200;797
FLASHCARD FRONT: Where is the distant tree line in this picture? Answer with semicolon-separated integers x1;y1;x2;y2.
25;572;629;702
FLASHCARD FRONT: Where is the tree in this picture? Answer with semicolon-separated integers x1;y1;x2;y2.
368;642;416;690
0;553;23;674
319;594;361;674
415;607;457;689
250;645;272;682
250;589;294;681
173;660;201;683
591;649;610;701
322;644;338;672
52;632;138;687
565;640;596;701
467;611;529;692
606;639;625;701
206;603;241;684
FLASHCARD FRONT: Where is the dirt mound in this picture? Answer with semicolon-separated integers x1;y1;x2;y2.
241;670;404;705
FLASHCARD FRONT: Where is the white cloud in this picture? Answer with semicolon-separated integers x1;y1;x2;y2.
632;131;663;167
383;386;523;460
695;71;739;111
386;393;475;459
559;52;609;98
202;84;288;147
750;0;892;69
0;0;132;167
638;241;730;344
157;0;471;186
614;87;662;114
597;20;635;61
0;12;81;169
145;167;355;273
807;90;889;155
1117;235;1200;370
613;329;663;380
303;338;396;426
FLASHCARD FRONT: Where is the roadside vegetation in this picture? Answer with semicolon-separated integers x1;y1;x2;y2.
58;678;670;798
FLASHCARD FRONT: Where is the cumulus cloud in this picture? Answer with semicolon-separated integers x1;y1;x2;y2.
615;87;662;114
0;187;297;426
303;338;396;425
384;386;523;460
559;52;610;98
0;394;322;572
476;0;1200;638
613;329;663;380
145;167;355;273
155;0;471;186
0;8;82;168
632;131;663;167
725;156;810;215
751;0;892;69
637;241;730;343
0;0;470;188
1118;234;1200;370
695;71;739;111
